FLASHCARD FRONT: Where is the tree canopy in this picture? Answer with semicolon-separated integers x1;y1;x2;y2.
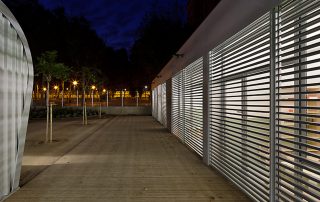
4;0;193;89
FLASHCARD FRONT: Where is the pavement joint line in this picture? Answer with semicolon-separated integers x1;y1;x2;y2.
19;116;117;187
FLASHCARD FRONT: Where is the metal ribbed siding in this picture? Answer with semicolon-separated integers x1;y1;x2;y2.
157;85;162;123
275;1;320;201
151;1;320;201
152;88;157;119
172;71;184;141
184;58;203;156
161;83;167;128
152;89;155;117
209;13;271;201
0;1;33;200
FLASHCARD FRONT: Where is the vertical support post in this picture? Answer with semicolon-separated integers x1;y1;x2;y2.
203;53;210;165
241;77;248;173
76;89;79;107
121;90;124;107
85;102;88;125
99;103;102;119
50;103;53;143
136;91;139;107
181;71;185;143
166;79;172;132
270;9;277;202
46;82;49;143
107;90;109;107
91;90;94;107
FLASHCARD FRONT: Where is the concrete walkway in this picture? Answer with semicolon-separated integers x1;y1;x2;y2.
7;116;250;202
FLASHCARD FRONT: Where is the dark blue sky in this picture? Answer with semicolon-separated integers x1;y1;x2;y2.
38;0;187;50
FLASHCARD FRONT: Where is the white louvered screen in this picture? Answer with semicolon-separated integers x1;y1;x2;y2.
157;85;162;123
184;58;203;156
0;2;34;199
276;1;320;201
209;13;271;201
172;71;184;141
152;89;155;118
161;83;167;127
152;88;157;119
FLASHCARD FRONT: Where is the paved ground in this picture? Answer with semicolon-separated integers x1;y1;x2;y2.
7;116;250;202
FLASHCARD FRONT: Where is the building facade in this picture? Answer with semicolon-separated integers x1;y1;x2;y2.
153;0;320;201
0;1;33;200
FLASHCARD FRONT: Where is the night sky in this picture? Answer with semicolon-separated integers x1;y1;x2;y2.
38;0;187;50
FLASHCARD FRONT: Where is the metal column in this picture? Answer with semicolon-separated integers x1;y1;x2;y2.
203;53;210;165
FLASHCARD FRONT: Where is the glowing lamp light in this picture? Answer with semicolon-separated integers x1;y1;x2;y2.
103;89;107;93
91;85;96;90
72;80;78;86
54;85;58;90
43;87;47;92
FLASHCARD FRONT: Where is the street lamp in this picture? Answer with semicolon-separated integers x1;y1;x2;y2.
72;80;79;106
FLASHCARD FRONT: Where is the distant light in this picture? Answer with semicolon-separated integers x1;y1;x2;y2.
72;80;78;86
144;85;148;89
43;87;47;92
124;88;127;91
103;89;107;93
54;85;58;90
91;85;96;90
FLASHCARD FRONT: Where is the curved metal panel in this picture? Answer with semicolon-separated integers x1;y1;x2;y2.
0;1;34;200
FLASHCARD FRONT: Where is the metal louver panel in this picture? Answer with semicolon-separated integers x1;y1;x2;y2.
172;71;184;141
184;58;203;156
152;88;157;119
0;1;34;199
276;1;320;201
157;85;162;123
209;13;271;201
161;83;167;128
152;89;155;118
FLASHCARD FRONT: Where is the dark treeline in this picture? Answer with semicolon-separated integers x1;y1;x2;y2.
3;0;217;90
3;0;128;89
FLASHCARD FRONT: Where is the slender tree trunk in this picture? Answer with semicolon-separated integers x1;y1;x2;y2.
46;81;50;143
61;81;64;107
83;89;87;125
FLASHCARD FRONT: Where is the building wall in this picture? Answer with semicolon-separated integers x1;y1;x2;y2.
0;1;33;200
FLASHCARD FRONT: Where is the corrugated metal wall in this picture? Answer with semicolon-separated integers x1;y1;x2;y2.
152;1;320;201
209;13;271;201
183;58;203;156
0;1;33;200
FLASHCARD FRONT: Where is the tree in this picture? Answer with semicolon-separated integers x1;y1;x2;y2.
55;64;71;107
36;50;67;142
80;67;100;124
130;9;191;88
